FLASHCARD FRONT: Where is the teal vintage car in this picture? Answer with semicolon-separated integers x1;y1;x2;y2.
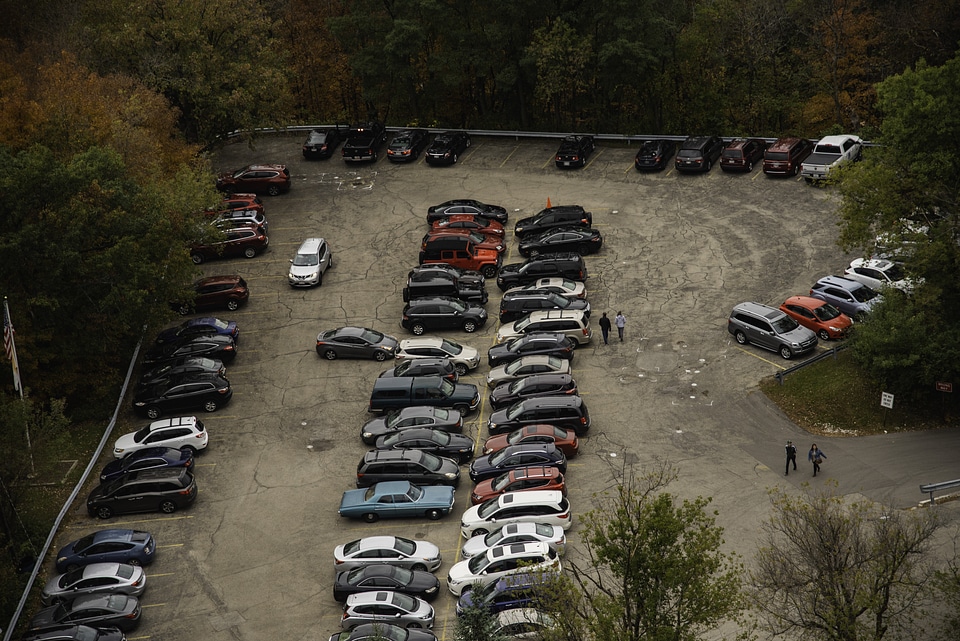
338;481;455;523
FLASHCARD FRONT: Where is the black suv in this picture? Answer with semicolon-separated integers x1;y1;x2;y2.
674;135;724;173
514;205;592;237
488;373;578;410
487;395;591;435
401;296;488;334
496;253;588;291
554;135;595;168
387;129;430;163
379;358;458;382
87;468;198;519
487;333;576;367
132;372;232;419
302;126;347;159
403;270;487;304
355;450;460;487
425;131;471;165
498;291;590;323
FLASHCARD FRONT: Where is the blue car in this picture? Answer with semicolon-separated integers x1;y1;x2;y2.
456;573;556;615
55;530;156;573
468;443;566;484
99;447;194;483
338;481;455;523
155;317;239;345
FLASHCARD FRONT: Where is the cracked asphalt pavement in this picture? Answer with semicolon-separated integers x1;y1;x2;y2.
56;133;960;641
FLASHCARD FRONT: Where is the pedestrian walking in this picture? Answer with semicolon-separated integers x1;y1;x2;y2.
808;443;826;477
598;313;611;344
785;440;797;475
615;311;626;342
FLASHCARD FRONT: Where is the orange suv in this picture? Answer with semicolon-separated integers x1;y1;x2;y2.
174;275;249;315
419;236;502;278
763;138;813;177
216;164;290;195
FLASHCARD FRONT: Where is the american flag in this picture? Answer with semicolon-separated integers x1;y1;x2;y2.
3;297;22;393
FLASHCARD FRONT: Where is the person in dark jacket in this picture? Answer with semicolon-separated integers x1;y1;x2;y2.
599;312;612;344
785;440;797;475
808;443;826;477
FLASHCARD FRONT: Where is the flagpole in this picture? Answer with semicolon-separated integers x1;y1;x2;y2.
4;297;34;475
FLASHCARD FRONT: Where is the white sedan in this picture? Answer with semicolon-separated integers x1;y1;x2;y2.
446;541;560;596
334;536;441;572
503;278;585;299
461;522;566;560
486;355;571;388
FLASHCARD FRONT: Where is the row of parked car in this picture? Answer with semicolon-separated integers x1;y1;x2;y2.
317;199;606;640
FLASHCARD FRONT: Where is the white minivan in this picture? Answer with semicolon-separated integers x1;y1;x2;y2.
288;237;333;287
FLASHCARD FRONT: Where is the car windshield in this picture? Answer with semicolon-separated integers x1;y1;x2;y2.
391;592;416;610
638;142;660;157
440;339;463;355
420;452;443;471
133;425;155;443
771;316;800;333
466;231;485;244
231;168;248;178
504;360;525;375
360;329;386;343
491;472;513;491
363;487;377;501
73;534;96;551
547;356;562;368
343;539;362;556
431;431;451;445
467;554;491;574
394;537;416;555
488;450;509;467
384;410;406;428
438;379;455;397
514;316;532;331
813;303;842;321
722;149;743;158
394;361;412;376
293;254;319;266
505;402;525;419
766;151;788;160
677;149;699;158
60;568;85;586
851;285;879;302
883;263;905;280
484;528;508;546
403;485;423;501
506;430;527;445
75;626;100;641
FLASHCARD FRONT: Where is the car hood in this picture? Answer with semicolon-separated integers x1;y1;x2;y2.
780;325;818;344
459;534;493;559
339;488;371;511
447;558;479;584
447;383;480;403
112;431;142;454
468;454;500;477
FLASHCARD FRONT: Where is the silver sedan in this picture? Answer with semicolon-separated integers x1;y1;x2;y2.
40;563;146;605
334;536;442;572
486;354;571;388
340;591;435;630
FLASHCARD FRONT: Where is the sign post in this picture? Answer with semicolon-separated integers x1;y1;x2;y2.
880;392;894;427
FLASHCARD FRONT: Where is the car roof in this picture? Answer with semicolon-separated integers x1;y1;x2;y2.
370;480;415;493
523;309;586;321
146;416;200;431
496;490;564;506
352;535;402;550
399;337;446;348
516;395;582;409
506;354;561;366
768;137;804;151
510;373;574;386
816;275;867;290
732;302;783;320
364;449;426;462
784;295;831;309
391;405;447;418
483;541;550;560
195;274;243;287
850;257;896;271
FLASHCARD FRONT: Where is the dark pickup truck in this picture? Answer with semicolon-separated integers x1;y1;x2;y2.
368;376;481;414
341;122;388;162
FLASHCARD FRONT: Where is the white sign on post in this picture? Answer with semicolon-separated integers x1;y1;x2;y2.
880;392;894;409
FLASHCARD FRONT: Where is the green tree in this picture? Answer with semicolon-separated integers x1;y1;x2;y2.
455;580;508;641
752;486;942;641
541;464;749;641
529;19;592;130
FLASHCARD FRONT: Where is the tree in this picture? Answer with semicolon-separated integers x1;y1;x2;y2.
540;464;750;641
751;485;942;641
455;580;508;641
528;19;592;130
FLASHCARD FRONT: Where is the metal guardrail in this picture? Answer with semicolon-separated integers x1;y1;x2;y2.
774;344;849;385
920;479;960;505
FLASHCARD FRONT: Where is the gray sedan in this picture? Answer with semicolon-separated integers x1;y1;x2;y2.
316;326;399;361
41;563;146;605
334;536;442;572
341;591;435;630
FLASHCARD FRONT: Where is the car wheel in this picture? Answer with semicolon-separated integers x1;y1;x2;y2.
407;623;421;629
426;509;442;520
465;138;472;148
316;272;322;286
203;400;219;413
734;330;748;345
267;185;280;196
454;404;470;414
705;160;712;171
323;349;337;360
481;265;498;278
243;247;257;259
463;320;477;333
363;513;379;523
146;406;162;420
412;323;426;336
779;345;793;360
529;249;540;258
411;563;428;571
178;304;191;316
226;299;240;311
191;253;204;265
96;506;113;519
160;500;177;514
373;351;389;362
747;161;754;171
452;153;459;163
454;363;468;376
472;528;488;536
818;329;831;341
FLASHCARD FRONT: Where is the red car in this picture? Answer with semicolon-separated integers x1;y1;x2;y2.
470;466;566;505
220;193;264;214
431;215;505;238
481;424;579;457
216;164;290;196
174;275;249;315
719;138;767;172
190;222;269;264
421;230;505;254
779;295;852;340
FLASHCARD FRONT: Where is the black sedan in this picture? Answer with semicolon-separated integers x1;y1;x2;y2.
634;139;676;171
303;127;347;159
468;443;566;483
316;326;400;361
99;447;193;483
374;428;475;463
425;131;471;166
401;297;487;335
139;356;225;387
154;317;238;345
518;227;603;257
132;373;232;419
487;333;576;367
555;135;595;168
142;334;237;367
361;406;464;445
488;373;578;410
426;199;508;224
333;564;441;602
29;594;142;632
387;129;429;163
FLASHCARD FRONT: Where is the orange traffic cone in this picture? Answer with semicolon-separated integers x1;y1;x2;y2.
546;197;552;208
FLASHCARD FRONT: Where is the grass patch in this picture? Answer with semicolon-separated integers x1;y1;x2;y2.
760;349;954;436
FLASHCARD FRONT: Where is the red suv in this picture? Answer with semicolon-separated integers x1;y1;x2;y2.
216;164;290;195
763;138;814;176
190;222;269;264
720;138;767;172
175;275;249;315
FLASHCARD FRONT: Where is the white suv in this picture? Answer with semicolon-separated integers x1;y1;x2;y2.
460;490;572;538
446;541;560;596
288;237;333;287
113;416;208;458
495;310;592;346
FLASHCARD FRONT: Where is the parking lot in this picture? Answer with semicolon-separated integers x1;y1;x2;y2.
51;133;960;641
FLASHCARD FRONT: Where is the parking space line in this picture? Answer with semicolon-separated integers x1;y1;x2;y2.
583;149;604;168
65;516;194;529
731;344;787;369
498;145;521;168
145;572;176;577
156;543;185;549
540;155;554;170
126;636;151;640
194;463;217;468
141;603;168;608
